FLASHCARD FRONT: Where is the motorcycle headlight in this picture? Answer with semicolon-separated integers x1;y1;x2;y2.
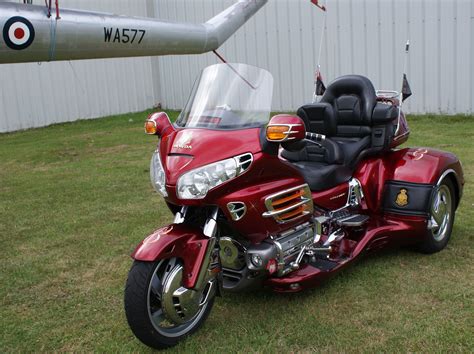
177;153;253;200
150;149;168;197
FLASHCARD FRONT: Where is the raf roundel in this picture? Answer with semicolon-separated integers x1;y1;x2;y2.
3;16;35;50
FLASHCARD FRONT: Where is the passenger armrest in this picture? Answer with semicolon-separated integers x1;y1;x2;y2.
372;103;399;124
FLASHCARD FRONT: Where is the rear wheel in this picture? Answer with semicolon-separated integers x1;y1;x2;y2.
124;259;216;349
419;178;456;254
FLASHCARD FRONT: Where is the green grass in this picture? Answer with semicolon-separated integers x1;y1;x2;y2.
1;112;473;352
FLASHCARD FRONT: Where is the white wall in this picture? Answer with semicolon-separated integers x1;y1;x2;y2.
0;0;473;133
0;0;156;133
154;0;474;115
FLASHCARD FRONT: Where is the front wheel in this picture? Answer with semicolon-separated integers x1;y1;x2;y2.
418;178;456;254
124;259;216;349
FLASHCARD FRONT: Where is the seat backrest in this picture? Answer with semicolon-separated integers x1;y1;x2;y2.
320;75;377;138
296;102;336;136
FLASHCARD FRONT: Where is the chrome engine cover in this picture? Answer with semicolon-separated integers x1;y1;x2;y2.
219;237;246;270
273;223;314;274
244;222;314;276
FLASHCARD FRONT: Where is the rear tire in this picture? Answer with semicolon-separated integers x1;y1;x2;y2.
124;260;215;350
418;178;456;254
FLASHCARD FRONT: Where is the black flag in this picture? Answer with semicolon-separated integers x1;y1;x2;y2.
402;74;412;102
316;71;326;96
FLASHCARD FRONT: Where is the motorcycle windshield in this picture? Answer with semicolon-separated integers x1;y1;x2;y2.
176;63;274;130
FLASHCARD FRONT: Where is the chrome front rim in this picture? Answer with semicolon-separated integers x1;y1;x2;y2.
146;258;212;338
431;185;452;242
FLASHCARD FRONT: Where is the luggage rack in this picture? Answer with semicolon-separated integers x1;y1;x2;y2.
376;90;400;100
376;90;405;136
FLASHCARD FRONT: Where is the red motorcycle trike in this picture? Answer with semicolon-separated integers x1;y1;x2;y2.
124;63;464;349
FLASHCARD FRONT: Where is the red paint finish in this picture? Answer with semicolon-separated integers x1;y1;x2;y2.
214;155;308;243
132;224;211;289
147;112;176;137
354;147;464;213
137;110;464;296
160;127;310;242
312;182;348;210
266;215;428;293
267;114;306;141
161;127;263;187
390;112;410;148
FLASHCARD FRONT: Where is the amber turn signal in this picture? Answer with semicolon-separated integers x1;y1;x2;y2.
145;120;158;135
266;125;289;141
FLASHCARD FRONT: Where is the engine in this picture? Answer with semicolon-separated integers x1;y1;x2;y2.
220;222;315;291
248;222;314;276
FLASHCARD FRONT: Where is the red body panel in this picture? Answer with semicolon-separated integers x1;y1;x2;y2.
138;120;464;294
267;114;306;141
354;147;464;213
312;182;349;210
147;112;176;137
390;112;410;148
160;127;311;242
132;224;211;289
162;127;263;187
266;215;428;292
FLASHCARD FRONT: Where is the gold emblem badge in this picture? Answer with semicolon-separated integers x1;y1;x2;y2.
395;188;409;207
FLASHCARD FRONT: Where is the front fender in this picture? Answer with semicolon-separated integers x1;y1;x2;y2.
131;224;211;289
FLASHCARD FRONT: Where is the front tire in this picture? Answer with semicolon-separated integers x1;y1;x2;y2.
418;178;456;254
124;259;215;349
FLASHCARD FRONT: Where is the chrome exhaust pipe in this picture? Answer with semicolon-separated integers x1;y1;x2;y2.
0;0;267;64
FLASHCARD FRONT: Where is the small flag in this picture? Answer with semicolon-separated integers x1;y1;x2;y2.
316;71;326;96
311;0;326;12
402;74;412;102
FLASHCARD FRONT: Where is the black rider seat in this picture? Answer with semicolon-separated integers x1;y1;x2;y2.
282;75;398;192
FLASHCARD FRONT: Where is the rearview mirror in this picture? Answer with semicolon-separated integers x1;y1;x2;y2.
145;112;176;137
266;114;306;142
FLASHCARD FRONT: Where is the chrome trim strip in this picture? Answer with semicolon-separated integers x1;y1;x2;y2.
263;184;314;224
376;90;400;99
173;206;188;224
393;130;411;142
436;169;457;187
266;124;304;142
226;202;247;221
262;198;311;217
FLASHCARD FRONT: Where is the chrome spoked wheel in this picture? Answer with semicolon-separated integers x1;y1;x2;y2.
431;184;453;242
147;258;214;338
125;260;216;349
418;178;456;254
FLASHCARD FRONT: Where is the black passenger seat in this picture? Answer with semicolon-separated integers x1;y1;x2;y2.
282;75;398;192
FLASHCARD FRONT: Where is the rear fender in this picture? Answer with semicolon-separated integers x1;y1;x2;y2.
131;224;211;289
355;148;464;213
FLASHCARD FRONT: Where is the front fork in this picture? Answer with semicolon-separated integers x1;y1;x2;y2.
175;206;222;296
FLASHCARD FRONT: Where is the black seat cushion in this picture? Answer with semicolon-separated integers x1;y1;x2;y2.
297;102;337;136
291;161;352;192
333;135;371;167
320;75;377;138
281;138;344;165
282;75;379;192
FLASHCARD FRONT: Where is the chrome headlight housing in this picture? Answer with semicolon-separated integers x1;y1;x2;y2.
150;149;168;197
177;153;253;200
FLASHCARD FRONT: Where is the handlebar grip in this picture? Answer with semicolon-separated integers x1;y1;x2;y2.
305;132;326;142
